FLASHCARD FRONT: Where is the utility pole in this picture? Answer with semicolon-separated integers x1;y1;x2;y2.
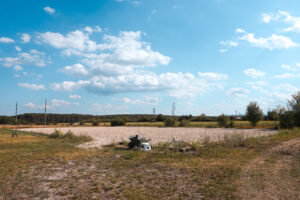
15;102;18;128
153;108;156;115
172;102;176;117
44;99;47;128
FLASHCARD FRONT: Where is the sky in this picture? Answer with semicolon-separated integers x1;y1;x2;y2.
1;0;300;116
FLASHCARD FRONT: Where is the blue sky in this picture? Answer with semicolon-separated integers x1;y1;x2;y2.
1;0;300;116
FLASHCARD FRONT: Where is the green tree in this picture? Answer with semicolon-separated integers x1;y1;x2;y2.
288;91;300;127
246;102;263;127
217;114;229;127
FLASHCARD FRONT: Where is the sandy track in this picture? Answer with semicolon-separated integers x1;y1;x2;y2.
20;127;277;148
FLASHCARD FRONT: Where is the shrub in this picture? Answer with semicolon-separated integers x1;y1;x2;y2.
279;111;294;129
226;120;235;128
48;129;64;139
217;114;229;127
111;118;126;126
92;119;100;126
79;121;85;126
156;114;165;122
246;102;263;127
164;117;177;127
179;119;190;127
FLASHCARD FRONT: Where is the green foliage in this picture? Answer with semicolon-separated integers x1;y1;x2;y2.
279;111;294;129
48;130;92;143
91;119;100;126
246;102;263;126
217;114;230;127
227;120;235;128
79;121;85;125
163;117;177;127
267;110;279;121
156;114;165;122
288;91;300;127
111;118;126;126
179;119;190;127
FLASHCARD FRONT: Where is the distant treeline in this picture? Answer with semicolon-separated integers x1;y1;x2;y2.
0;113;259;125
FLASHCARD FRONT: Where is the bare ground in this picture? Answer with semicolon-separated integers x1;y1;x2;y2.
237;137;300;200
20;127;277;148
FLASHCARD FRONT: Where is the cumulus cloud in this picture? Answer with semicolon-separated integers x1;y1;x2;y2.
227;88;249;98
62;63;89;77
238;32;296;50
244;68;265;78
0;37;15;43
262;11;300;32
18;83;46;90
43;6;56;15
21;33;31;43
0;49;48;67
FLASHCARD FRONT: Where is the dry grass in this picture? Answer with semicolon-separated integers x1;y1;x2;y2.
1;128;299;199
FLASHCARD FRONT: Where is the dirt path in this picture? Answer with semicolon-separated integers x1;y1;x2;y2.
237;137;300;200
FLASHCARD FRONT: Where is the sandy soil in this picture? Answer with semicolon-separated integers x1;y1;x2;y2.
19;127;277;148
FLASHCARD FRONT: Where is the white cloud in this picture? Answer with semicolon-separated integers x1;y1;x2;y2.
274;73;300;78
219;49;228;53
132;1;141;6
83;26;102;34
220;40;238;47
227;88;249;98
24;99;78;111
0;49;48;67
15;46;21;51
13;65;23;71
38;30;98;53
18;83;46;90
0;37;15;43
238;32;297;50
51;80;90;91
123;96;159;105
235;28;245;33
281;64;298;71
43;6;56;15
69;94;82;99
198;72;228;80
244;68;266;78
262;11;300;32
62;63;89;77
91;103;127;114
21;33;31;43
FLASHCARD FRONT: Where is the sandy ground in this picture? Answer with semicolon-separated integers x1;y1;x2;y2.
19;127;278;148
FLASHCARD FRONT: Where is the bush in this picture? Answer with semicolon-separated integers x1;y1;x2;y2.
48;129;64;139
92;119;100;126
279;111;294;129
164;117;177;127
226;120;235;128
79;121;85;126
246;102;263;127
217;114;229;127
111;118;126;126
156;114;165;122
179;119;190;127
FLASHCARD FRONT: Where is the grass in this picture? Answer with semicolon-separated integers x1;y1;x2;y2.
0;128;299;199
